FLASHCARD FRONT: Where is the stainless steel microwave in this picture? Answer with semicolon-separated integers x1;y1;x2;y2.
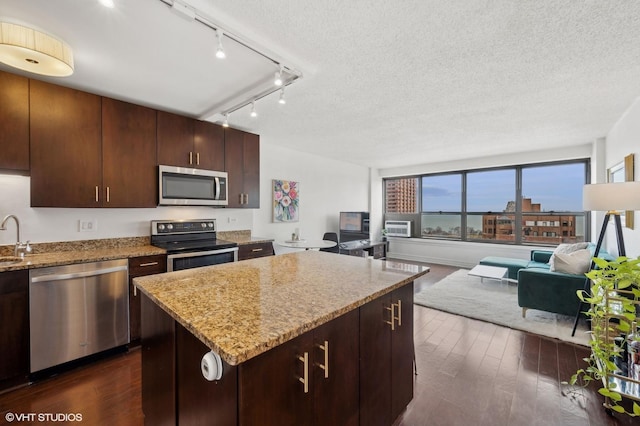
158;165;228;206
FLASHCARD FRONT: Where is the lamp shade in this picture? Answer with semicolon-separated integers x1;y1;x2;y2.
583;182;640;211
0;22;74;77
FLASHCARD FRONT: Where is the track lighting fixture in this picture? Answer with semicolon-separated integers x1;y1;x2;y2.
278;87;286;105
274;65;283;87
250;101;257;118
215;29;225;59
222;113;229;127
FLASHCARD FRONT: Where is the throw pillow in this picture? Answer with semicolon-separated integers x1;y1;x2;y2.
551;249;592;275
549;242;589;270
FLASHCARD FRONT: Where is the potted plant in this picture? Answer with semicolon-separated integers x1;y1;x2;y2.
567;256;640;416
381;228;388;241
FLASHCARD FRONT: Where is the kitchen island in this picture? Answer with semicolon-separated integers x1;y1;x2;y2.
134;251;429;426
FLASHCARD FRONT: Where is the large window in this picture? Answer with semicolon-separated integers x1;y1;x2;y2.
384;160;589;246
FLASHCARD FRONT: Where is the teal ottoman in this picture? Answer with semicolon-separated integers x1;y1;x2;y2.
479;257;530;281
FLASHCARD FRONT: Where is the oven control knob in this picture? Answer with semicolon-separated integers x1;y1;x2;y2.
158;224;165;231
167;224;173;230
208;222;214;228
201;222;207;228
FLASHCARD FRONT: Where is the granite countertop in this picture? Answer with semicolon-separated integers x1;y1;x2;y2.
134;251;429;366
0;244;166;272
0;231;272;273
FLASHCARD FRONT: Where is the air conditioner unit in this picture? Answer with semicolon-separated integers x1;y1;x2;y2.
384;220;411;238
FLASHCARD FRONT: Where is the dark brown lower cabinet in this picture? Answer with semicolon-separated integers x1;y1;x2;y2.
140;283;414;425
129;255;166;345
177;325;237;426
360;282;414;426
141;295;176;426
0;270;29;391
239;309;359;426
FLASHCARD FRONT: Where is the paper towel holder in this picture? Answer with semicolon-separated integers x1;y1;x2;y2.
201;351;223;381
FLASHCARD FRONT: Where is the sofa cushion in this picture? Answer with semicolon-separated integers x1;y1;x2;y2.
551;248;591;275
527;261;550;270
549;242;589;270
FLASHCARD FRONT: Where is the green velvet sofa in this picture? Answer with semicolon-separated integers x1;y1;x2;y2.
480;244;613;318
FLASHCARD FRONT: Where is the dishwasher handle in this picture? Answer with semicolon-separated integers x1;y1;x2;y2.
30;265;128;283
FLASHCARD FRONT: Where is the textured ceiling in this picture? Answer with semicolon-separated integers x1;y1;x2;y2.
2;0;640;169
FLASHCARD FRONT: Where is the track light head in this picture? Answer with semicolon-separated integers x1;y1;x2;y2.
222;113;229;127
278;88;286;105
250;101;257;118
215;29;226;59
274;65;283;86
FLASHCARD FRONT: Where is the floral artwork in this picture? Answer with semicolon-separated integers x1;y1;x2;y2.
273;179;299;222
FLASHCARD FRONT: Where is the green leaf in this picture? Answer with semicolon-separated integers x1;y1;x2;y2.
611;405;625;413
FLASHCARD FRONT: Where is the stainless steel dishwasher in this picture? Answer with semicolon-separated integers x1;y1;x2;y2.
29;259;129;373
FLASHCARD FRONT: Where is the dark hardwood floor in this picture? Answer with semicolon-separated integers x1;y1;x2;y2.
0;264;636;425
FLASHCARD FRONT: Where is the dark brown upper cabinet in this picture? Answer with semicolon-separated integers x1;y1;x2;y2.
224;128;260;208
102;98;157;207
30;80;103;207
0;71;30;173
157;111;224;170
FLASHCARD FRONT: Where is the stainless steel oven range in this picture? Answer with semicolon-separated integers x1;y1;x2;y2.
150;219;238;272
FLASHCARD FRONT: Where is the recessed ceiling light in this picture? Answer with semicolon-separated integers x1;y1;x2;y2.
99;0;115;8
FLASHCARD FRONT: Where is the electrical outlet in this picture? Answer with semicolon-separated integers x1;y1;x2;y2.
78;219;98;232
228;217;237;223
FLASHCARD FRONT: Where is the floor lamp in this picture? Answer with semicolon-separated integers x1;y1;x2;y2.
572;181;640;336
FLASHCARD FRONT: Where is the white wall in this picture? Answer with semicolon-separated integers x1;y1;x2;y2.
0;173;254;245
252;141;370;243
0;141;370;247
604;97;640;257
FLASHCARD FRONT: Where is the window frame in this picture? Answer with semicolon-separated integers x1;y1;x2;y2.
384;159;590;246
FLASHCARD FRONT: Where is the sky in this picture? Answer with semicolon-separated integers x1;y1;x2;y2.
422;163;585;212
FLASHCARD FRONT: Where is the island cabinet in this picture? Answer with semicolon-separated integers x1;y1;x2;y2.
0;70;29;173
157;111;225;170
0;270;29;391
224;128;260;208
360;282;414;426
128;255;166;344
239;308;360;426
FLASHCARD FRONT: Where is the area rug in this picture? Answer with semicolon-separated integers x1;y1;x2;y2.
414;269;591;346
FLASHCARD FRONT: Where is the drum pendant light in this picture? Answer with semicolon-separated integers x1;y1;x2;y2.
0;22;74;77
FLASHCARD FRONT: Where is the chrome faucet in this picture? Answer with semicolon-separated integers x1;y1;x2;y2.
0;214;31;258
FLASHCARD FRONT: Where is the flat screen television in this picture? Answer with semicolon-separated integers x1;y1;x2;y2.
339;211;369;233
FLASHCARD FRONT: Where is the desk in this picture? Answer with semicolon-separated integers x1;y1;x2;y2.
339;240;387;259
276;239;337;250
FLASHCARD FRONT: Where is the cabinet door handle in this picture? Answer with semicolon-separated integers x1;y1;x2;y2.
189;152;193;165
239;194;244;204
196;152;200;165
139;262;159;267
251;248;263;252
317;340;329;378
95;186;99;202
244;194;249;205
385;304;395;331
134;285;137;297
394;300;402;326
298;352;309;393
106;186;110;203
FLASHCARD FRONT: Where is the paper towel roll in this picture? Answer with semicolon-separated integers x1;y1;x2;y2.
201;351;223;381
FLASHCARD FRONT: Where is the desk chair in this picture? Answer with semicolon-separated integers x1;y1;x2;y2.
319;232;339;254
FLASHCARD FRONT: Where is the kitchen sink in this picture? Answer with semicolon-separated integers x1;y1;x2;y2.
0;256;23;266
